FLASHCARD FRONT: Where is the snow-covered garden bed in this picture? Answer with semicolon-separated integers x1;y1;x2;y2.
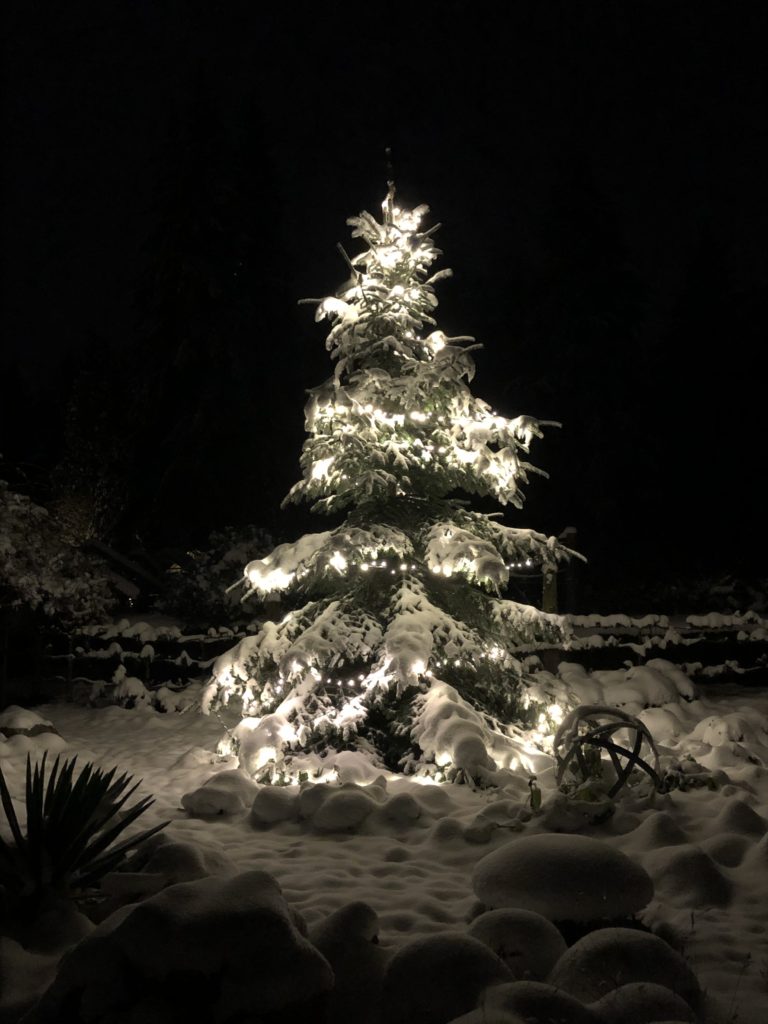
1;664;767;1024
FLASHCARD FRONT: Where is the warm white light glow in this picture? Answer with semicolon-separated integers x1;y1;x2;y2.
329;550;347;573
312;456;335;480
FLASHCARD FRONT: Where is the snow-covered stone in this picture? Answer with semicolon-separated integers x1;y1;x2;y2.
0;706;66;757
249;784;299;825
309;902;388;1024
547;927;701;1005
381;791;422;825
472;833;653;921
24;871;333;1023
312;788;377;831
467;908;567;980
180;768;257;815
0;938;59;1022
711;798;767;836
298;780;332;819
482;980;600;1023
642;844;731;907
700;831;750;867
135;839;234;885
0;705;57;736
625;810;689;847
381;932;512;1024
588;981;696;1023
446;1011;525;1024
334;750;386;784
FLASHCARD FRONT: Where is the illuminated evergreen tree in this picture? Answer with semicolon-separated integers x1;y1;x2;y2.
203;189;578;782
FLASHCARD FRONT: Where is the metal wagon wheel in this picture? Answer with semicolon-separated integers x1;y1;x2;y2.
554;704;662;797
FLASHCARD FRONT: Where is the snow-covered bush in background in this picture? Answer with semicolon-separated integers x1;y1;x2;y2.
157;523;272;627
202;190;581;781
0;479;115;628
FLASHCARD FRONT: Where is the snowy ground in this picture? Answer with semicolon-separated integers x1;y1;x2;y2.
1;674;768;1023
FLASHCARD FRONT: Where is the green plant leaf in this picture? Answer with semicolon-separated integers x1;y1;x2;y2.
0;762;26;852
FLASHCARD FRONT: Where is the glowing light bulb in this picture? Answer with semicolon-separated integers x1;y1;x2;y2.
329;550;347;573
312;456;334;480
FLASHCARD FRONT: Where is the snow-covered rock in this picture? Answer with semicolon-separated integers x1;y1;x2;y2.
181;768;257;815
381;932;512;1024
588;981;696;1023
24;871;333;1023
0;938;60;1022
481;980;600;1023
711;798;767;836
547;927;701;1006
624;810;689;847
467;908;567;980
472;833;653;921
312;788;378;831
446;1011;525;1024
642;844;731;907
297;780;332;819
380;791;422;825
334;750;386;784
0;705;57;736
309;901;388;1024
0;706;66;758
249;784;300;824
133;838;234;886
700;830;749;867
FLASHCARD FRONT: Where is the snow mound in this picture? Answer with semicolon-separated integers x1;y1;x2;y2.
472;833;653;921
642;844;731;907
0;705;66;758
181;768;257;815
588;981;696;1023
381;932;511;1024
628;810;690;848
313;788;378;832
447;1011;525;1024
547;927;701;1006
700;831;750;867
380;791;422;825
309;902;388;1024
710;798;767;836
134;837;234;886
24;870;333;1023
467;908;566;980
250;784;300;824
482;980;599;1023
0;705;56;734
412;681;536;777
334;750;386;784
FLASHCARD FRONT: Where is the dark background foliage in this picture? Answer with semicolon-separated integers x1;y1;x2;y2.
2;1;766;609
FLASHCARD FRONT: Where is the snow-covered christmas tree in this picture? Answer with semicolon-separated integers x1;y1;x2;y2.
203;188;578;783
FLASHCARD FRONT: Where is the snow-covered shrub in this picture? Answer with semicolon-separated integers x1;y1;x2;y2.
157;523;272;627
0;479;116;629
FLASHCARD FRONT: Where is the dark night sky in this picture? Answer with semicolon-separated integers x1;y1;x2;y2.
2;1;767;604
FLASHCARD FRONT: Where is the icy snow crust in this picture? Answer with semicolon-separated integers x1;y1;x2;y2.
1;675;767;1022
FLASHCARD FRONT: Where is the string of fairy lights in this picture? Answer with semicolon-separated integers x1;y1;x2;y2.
222;638;531;709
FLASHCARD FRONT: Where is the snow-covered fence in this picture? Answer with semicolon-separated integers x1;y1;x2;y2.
23;609;768;709
544;611;768;684
37;619;250;704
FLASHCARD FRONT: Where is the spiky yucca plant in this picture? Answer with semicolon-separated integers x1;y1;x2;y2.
0;752;167;916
